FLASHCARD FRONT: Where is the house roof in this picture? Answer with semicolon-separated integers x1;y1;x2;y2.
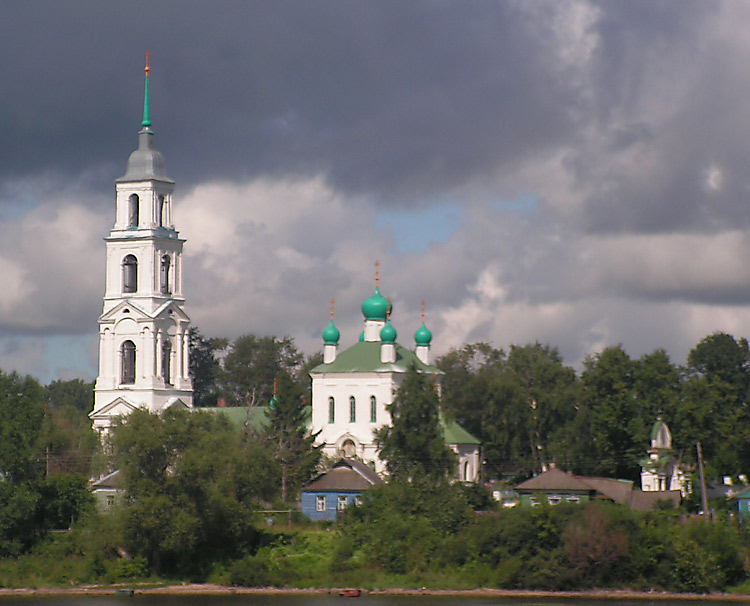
515;468;595;493
310;341;442;375
194;405;271;431
304;457;384;492
580;476;634;505
443;419;481;445
91;469;125;490
515;468;634;504
630;490;681;511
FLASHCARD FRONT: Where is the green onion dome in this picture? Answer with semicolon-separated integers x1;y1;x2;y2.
269;396;278;410
362;286;389;321
323;320;340;345
415;321;432;346
380;319;397;344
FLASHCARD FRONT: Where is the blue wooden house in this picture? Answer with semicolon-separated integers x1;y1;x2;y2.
301;458;383;521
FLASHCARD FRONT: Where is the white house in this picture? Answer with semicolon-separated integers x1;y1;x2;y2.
309;271;480;481
90;56;193;434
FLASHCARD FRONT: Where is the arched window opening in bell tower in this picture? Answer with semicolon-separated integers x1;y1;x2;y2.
162;340;172;385
122;255;138;293
121;340;136;384
128;194;139;227
160;255;171;294
158;195;166;227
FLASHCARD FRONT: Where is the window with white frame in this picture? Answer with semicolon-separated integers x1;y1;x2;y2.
349;396;356;422
128;194;139;227
122;255;138;293
121;340;136;384
370;395;376;423
160;255;171;294
337;495;348;511
316;495;326;512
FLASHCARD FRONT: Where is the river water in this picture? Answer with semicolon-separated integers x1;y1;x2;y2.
0;596;742;606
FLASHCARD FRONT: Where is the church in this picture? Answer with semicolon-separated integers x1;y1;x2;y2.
88;56;480;483
309;272;481;481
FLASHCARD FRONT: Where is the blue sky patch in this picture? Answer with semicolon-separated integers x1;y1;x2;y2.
376;203;463;254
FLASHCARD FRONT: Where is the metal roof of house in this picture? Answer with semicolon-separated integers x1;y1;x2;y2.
194;405;271;431
443;419;481;445
304;457;384;492
580;476;634;505
515;468;595;492
310;341;442;375
91;469;125;490
630;489;681;511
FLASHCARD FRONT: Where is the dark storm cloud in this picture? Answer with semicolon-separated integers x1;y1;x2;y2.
0;1;585;205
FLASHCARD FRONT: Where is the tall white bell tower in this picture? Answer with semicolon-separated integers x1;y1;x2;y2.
91;55;193;433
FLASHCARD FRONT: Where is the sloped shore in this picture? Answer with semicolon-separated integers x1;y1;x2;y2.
0;585;749;601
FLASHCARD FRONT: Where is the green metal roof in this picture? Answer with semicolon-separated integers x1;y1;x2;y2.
194;406;270;431
310;341;442;375
442;419;480;445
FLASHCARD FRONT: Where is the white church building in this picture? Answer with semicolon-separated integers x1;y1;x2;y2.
90;56;193;434
309;272;481;482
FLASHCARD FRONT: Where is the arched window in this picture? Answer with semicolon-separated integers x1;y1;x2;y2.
122;255;137;293
463;461;471;482
370;395;377;423
162;340;172;385
349;396;356;423
157;195;165;227
342;439;356;458
128;194;139;227
328;396;335;424
160;255;171;294
121;340;136;384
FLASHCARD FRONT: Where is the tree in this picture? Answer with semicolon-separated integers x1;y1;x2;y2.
219;334;304;406
113;408;260;575
0;371;46;483
680;333;750;475
262;372;321;503
46;378;94;413
575;345;640;479
188;327;228;407
376;366;455;482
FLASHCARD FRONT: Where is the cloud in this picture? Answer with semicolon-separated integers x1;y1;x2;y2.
3;1;750;383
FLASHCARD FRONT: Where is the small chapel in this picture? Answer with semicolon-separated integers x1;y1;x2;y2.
640;416;690;496
90;55;193;434
309;269;481;481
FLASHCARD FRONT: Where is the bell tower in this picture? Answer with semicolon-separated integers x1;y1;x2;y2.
91;54;193;433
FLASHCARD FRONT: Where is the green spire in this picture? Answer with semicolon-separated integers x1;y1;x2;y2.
141;52;152;129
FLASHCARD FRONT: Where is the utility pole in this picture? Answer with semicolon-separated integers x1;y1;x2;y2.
696;442;709;519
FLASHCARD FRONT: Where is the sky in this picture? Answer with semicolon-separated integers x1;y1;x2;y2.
3;0;750;383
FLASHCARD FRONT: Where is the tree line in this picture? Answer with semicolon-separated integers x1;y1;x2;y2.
439;333;750;482
191;328;750;483
0;328;749;587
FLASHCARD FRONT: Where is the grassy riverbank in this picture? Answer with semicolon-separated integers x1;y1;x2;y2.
1;515;750;597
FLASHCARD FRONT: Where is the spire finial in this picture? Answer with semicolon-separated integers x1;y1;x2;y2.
273;377;278;398
387;299;392;320
142;52;152;129
421;300;426;323
375;260;380;287
330;298;336;320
